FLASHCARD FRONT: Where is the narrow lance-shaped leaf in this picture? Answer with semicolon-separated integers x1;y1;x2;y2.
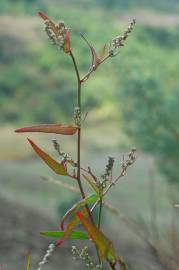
38;11;49;21
38;11;60;37
99;44;108;60
91;46;101;69
38;11;71;54
15;124;78;135
82;174;100;195
56;208;89;246
27;138;68;176
77;211;117;267
26;254;31;270
60;194;99;230
80;34;101;70
41;230;89;240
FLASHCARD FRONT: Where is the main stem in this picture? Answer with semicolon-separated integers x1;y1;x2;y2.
70;50;102;266
69;51;84;198
98;197;103;229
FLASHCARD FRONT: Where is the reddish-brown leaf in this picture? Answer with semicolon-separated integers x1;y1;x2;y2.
60;195;98;230
91;46;101;69
15;124;78;135
37;11;49;21
77;211;117;266
27;138;68;176
37;11;59;37
80;34;101;70
56;208;89;246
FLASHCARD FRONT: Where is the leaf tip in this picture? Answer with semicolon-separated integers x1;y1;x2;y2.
61;223;64;231
37;11;43;17
37;11;48;21
27;138;33;145
56;239;63;247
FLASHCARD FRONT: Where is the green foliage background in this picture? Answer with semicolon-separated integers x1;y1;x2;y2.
1;0;179;183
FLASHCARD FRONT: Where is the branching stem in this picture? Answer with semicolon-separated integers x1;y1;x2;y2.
69;49;102;266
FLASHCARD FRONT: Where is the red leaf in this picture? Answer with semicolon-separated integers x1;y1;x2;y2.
37;11;59;37
60;195;98;230
15;124;78;135
80;34;101;70
77;211;117;266
91;46;101;69
27;138;68;176
37;11;49;21
56;208;89;246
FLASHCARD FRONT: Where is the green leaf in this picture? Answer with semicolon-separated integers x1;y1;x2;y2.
56;208;89;246
61;194;99;230
82;174;100;194
26;254;31;270
40;230;89;240
77;211;118;266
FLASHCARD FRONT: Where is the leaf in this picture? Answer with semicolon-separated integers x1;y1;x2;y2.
37;11;49;21
41;230;89;240
27;138;68;176
37;11;60;37
99;44;108;60
64;30;71;54
56;208;89;246
77;211;117;266
80;34;101;70
60;194;99;230
91;46;101;69
82;174;100;194
26;254;31;270
15;124;78;135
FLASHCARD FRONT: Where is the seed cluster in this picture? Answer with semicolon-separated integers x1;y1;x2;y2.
72;246;102;270
37;243;55;270
121;147;136;176
110;19;136;54
44;19;69;50
101;156;115;181
52;139;76;166
74;106;81;126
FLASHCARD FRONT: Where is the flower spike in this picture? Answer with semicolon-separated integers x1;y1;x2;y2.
38;11;71;53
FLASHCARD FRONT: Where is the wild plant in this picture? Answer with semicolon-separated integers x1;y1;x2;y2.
16;12;136;270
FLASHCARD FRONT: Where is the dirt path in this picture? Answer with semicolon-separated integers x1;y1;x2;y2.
0;196;80;270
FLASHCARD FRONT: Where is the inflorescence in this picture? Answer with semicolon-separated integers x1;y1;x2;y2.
72;246;102;270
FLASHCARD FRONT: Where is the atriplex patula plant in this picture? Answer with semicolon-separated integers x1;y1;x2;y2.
15;12;136;270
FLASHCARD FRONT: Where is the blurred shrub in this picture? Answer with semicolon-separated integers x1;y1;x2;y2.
1;1;179;184
96;0;179;12
118;26;179;183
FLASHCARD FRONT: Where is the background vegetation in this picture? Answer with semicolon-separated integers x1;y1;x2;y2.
0;1;179;270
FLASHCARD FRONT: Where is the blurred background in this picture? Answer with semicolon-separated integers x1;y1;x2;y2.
0;0;179;269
